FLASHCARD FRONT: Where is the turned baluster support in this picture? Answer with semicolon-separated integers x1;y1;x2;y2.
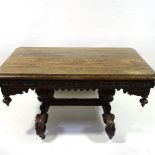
98;89;116;139
35;88;54;139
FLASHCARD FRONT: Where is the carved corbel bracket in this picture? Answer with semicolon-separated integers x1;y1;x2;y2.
121;81;154;107
1;86;29;106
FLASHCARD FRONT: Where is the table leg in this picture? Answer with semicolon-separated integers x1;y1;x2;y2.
98;89;116;139
35;89;54;139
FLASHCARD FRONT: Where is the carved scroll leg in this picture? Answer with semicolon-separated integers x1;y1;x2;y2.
98;89;116;139
35;89;54;139
35;113;48;139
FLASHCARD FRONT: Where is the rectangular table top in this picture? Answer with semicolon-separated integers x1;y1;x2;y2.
0;47;154;80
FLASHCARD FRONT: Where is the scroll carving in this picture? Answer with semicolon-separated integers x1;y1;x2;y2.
0;79;154;139
1;86;29;106
35;88;54;139
98;89;116;139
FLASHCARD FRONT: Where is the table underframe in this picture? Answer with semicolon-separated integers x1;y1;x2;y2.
0;79;154;139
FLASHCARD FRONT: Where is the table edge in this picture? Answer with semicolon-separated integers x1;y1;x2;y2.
0;73;154;80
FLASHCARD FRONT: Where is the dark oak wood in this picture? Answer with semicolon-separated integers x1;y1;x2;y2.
35;88;54;139
98;89;116;139
0;47;154;140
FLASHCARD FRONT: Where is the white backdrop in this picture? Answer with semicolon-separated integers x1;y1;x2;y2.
0;0;155;155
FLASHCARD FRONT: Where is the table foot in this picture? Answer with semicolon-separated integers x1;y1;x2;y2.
102;113;115;139
35;88;54;139
35;114;48;139
98;89;116;139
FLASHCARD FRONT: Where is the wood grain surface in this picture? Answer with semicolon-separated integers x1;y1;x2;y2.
0;47;154;80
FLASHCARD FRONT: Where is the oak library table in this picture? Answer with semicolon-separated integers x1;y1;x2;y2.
0;47;155;139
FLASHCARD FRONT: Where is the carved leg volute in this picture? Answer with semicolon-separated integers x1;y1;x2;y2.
98;89;116;139
35;89;54;139
35;114;48;139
